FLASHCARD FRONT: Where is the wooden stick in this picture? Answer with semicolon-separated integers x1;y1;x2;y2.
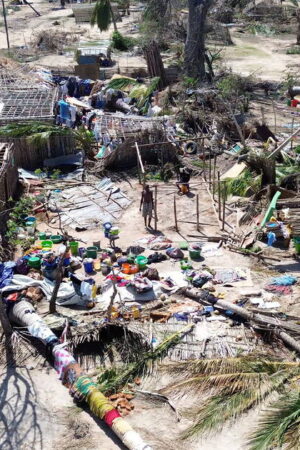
213;154;217;200
222;182;226;231
135;141;145;185
196;194;200;232
154;185;158;231
202;145;206;181
174;195;178;232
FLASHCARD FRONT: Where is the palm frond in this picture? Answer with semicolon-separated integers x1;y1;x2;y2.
163;372;271;398
91;0;111;31
162;357;300;377
248;391;300;450
106;76;139;91
97;324;193;394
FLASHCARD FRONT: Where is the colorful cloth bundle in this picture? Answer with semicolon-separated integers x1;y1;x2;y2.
53;344;76;380
7;300;152;450
87;389;115;419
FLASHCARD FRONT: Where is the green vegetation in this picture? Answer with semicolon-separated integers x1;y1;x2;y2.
6;196;34;249
111;31;136;51
287;47;300;55
248;23;276;36
160;356;300;449
223;169;261;197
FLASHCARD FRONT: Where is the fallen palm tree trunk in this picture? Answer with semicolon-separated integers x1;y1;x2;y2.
182;288;300;354
8;300;152;450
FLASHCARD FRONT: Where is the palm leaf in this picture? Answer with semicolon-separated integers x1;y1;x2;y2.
248;391;300;450
106;76;139;91
91;0;111;31
97;324;194;394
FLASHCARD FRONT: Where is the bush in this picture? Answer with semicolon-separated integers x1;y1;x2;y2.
111;31;136;51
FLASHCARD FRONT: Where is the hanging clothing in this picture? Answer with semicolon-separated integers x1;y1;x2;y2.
58;100;71;121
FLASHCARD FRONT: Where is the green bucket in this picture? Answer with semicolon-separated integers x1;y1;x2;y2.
39;232;47;240
135;255;148;269
41;240;53;249
189;248;201;260
28;257;41;269
69;241;79;256
86;246;98;259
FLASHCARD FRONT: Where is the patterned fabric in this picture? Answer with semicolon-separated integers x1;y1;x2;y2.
53;344;76;379
62;362;84;388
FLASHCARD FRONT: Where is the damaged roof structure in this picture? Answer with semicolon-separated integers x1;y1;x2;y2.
0;68;57;124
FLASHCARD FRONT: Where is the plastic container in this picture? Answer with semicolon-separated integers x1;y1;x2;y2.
39;232;47;240
135;255;148;270
50;235;63;244
83;258;94;274
189;247;201;260
110;227;119;236
86;246;98;259
69;241;79;256
94;259;101;271
41;240;53;250
28;257;41;269
122;263;131;274
293;237;300;255
25;217;36;224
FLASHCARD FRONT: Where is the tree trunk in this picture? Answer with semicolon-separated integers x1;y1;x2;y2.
184;0;212;80
110;1;118;32
297;8;300;45
0;296;13;337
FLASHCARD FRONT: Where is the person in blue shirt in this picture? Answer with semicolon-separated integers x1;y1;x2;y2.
58;95;71;125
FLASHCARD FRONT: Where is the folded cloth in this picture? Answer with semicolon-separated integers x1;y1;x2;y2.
132;276;153;293
265;285;293;296
270;276;297;286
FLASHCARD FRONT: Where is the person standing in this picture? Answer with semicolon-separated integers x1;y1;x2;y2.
140;185;154;228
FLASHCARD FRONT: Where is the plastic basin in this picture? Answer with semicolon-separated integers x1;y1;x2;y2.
28;257;41;269
51;235;63;244
135;255;148;269
189;248;201;260
41;240;53;249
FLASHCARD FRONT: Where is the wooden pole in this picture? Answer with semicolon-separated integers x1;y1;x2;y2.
196;194;200;232
272;99;277;135
174;195;178;232
291;118;295;152
2;0;10;49
213;154;217;200
154;185;158;231
217;171;221;220
137;150;141;184
222;182;226;231
135;141;145;185
202;146;206;181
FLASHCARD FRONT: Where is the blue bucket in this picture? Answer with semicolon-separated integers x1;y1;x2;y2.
25;216;36;224
83;259;94;274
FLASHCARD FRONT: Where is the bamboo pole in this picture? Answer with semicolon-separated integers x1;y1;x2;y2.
135;141;145;185
174;195;178;232
202;146;206;181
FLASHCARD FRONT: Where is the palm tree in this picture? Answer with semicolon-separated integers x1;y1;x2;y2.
161;356;300;449
91;0;117;32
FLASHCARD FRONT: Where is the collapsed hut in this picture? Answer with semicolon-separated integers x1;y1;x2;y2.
93;113;179;171
0;68;58;124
